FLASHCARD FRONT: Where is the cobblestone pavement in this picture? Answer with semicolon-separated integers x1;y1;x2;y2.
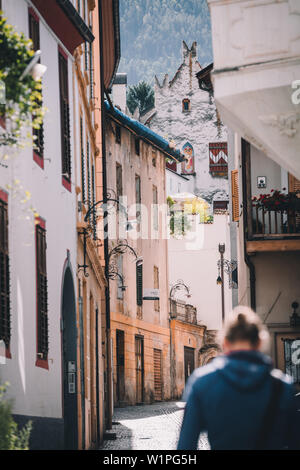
99;401;209;450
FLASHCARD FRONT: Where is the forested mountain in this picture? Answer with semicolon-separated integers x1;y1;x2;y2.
119;0;213;85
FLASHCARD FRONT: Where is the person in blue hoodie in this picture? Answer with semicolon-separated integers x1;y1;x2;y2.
177;307;300;450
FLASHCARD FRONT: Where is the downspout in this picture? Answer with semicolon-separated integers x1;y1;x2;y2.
99;1;113;430
241;139;256;311
78;279;85;449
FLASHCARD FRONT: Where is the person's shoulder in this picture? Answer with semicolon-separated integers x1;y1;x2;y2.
182;356;227;401
271;367;294;386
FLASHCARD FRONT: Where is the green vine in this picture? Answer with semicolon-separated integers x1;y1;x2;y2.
0;13;45;149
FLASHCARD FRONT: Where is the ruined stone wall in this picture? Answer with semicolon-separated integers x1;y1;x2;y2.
148;42;229;204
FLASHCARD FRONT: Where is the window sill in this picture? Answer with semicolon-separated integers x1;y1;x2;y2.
35;357;49;370
0;115;6;128
5;347;11;359
62;175;72;192
33;151;44;169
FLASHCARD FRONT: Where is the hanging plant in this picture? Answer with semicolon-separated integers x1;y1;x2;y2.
0;14;45;149
252;189;300;212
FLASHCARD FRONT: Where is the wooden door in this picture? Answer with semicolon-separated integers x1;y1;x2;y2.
116;330;125;403
153;349;162;401
184;346;195;384
275;332;300;391
135;336;144;404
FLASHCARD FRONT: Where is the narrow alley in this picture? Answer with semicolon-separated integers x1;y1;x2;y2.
100;402;209;451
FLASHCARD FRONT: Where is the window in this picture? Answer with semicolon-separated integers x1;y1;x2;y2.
116;125;121;144
0;192;10;358
136;262;143;306
116;163;123;203
152;149;157;167
29;8;44;168
231;170;239;222
59;49;71;190
117;255;124;300
135;175;141;223
182;99;190;112
213;200;228;212
209;142;228;177
135;138;140;156
154;266;159;312
35;218;48;368
80;116;85;203
153;185;158;232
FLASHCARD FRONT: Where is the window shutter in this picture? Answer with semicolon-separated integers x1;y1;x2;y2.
288;173;300;192
0;199;10;351
136;263;143;306
231;169;239;222
154;266;159;312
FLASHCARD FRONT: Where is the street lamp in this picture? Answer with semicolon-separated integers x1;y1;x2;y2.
20;50;47;81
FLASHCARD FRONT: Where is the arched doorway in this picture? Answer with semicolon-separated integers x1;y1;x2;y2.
61;265;78;449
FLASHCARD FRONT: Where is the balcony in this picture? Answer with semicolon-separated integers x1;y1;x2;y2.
246;191;300;253
170;299;197;325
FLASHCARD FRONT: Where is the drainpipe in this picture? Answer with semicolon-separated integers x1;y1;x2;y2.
78;280;85;449
241;139;256;311
99;1;113;431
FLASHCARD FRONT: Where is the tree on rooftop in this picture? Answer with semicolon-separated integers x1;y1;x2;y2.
126;81;154;115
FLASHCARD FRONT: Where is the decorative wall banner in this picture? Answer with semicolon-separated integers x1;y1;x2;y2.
209;142;228;176
181;142;195;174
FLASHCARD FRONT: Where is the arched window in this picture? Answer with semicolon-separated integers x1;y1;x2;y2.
182;98;190;112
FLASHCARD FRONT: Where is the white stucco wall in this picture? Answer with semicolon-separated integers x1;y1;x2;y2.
0;0;77;419
168;214;232;330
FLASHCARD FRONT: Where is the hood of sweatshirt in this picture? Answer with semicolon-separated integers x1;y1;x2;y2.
218;350;273;391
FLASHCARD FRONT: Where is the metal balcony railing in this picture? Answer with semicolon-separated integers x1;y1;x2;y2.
170;299;197;324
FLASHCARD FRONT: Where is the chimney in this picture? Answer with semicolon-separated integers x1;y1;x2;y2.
112;73;127;113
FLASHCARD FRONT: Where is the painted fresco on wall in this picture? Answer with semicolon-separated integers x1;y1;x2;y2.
181;142;195;175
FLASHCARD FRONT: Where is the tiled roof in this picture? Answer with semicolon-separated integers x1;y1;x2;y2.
104;101;184;162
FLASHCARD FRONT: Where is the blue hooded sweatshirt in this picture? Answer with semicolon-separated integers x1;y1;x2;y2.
177;350;300;450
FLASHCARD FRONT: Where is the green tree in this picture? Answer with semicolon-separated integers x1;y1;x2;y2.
126;81;154;114
0;383;32;450
0;14;45;149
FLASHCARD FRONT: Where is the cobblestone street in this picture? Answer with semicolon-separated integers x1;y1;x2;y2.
100;401;209;450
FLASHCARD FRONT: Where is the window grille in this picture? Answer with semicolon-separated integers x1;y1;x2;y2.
36;223;48;361
29;10;44;161
59;52;71;182
0;199;10;352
